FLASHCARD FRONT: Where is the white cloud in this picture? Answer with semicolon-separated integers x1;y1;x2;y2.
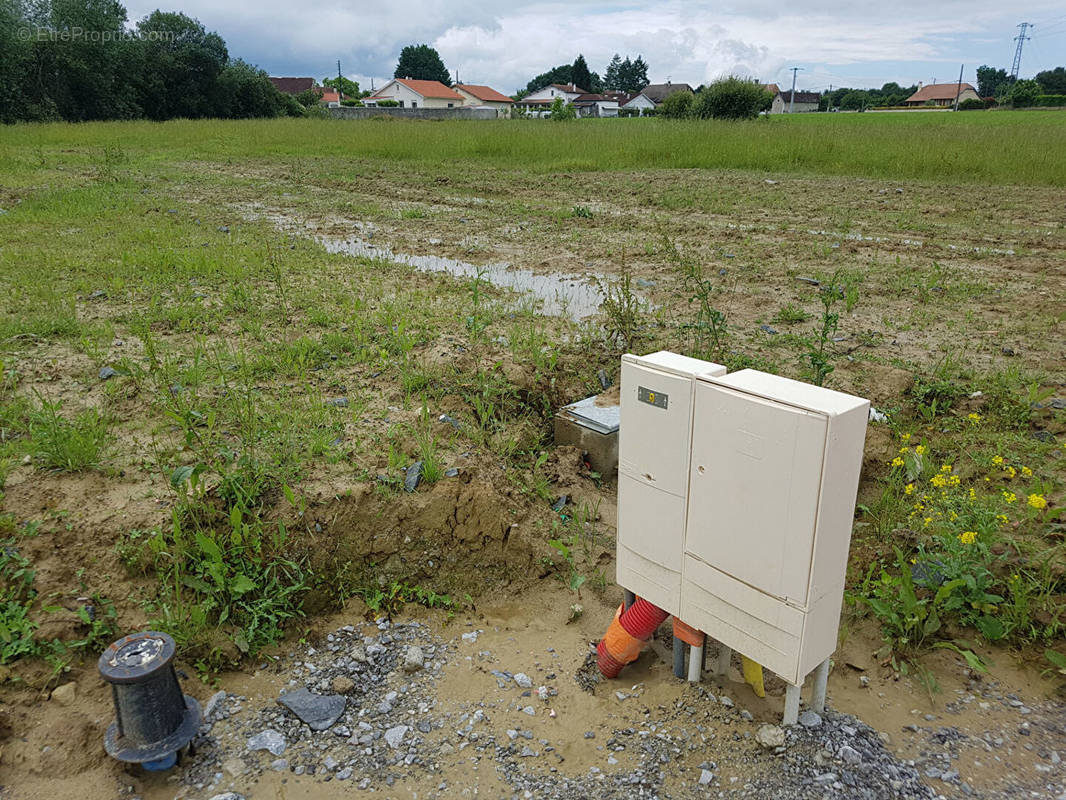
122;0;1066;91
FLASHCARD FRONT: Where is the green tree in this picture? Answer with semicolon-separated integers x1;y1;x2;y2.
1035;67;1066;95
213;59;295;118
604;53;622;90
614;56;649;94
524;64;571;94
839;90;869;111
394;44;450;85
571;54;592;92
976;65;1011;98
628;55;649;92
548;96;575;120
133;11;228;120
30;0;140;121
692;76;772;120
1008;79;1041;108
294;87;323;107
0;0;36;122
658;90;693;118
323;75;360;97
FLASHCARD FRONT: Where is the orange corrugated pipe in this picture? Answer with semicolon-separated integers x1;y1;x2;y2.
596;597;669;678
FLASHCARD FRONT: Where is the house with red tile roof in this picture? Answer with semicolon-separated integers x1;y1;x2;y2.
366;78;465;109
904;82;979;107
454;83;514;112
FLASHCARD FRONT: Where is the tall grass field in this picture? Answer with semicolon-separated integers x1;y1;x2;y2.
1;111;1064;187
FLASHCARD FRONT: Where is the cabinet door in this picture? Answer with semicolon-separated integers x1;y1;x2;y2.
686;383;827;606
618;362;695;497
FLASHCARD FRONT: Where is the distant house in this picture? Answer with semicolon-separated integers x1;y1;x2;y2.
454;84;514;114
572;93;619;117
621;82;694;113
269;77;342;106
366;78;465;109
269;77;316;95
764;86;820;113
904;82;979;107
515;83;587;116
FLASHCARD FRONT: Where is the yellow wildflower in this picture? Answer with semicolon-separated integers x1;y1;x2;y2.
915;445;927;455
957;531;977;544
1021;466;1033;477
940;464;952;473
1006;466;1017;479
1027;494;1047;510
904;483;915;495
923;517;933;526
899;446;910;454
891;457;905;468
996;514;1008;525
948;475;961;487
1002;491;1017;504
967;413;981;424
992;455;1004;466
900;432;911;442
949;511;958;521
930;474;947;488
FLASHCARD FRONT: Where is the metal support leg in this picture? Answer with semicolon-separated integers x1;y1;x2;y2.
783;683;802;726
713;643;732;677
672;637;687;679
688;642;703;683
810;658;830;713
622;589;635;611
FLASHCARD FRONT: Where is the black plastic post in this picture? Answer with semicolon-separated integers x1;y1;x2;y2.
99;631;201;767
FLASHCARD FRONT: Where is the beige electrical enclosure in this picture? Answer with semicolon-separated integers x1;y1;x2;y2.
616;359;869;687
616;352;727;612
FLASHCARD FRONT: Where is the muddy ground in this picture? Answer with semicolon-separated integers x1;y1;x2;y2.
1;154;1064;798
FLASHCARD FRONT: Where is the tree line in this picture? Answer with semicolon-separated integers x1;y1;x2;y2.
1;0;302;123
517;53;650;98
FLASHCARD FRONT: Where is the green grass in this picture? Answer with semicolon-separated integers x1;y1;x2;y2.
0;114;1061;674
1;112;1064;187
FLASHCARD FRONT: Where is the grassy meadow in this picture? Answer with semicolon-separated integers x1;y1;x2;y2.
1;111;1065;186
0;112;1064;681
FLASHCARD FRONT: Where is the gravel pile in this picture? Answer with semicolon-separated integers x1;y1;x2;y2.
164;619;1062;800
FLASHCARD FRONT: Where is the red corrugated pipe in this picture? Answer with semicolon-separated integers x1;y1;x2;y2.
596;597;669;678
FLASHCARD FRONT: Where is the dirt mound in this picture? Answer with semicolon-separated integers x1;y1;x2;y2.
297;471;551;611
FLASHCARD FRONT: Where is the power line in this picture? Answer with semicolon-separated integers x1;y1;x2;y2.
1010;22;1032;80
788;66;803;113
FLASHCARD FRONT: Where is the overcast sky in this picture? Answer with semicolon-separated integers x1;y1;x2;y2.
124;1;1066;94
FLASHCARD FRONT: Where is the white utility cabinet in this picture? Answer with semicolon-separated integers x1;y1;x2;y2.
616;357;869;717
616;352;727;614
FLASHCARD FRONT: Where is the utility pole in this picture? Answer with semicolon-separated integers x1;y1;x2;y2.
789;66;803;113
337;59;342;83
953;64;964;110
1010;22;1032;80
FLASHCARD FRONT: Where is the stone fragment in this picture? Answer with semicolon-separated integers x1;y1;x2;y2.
799;710;822;729
756;725;785;749
247;729;287;757
332;676;355;694
385;725;409;749
50;682;77;707
277;688;346;731
404;645;425;673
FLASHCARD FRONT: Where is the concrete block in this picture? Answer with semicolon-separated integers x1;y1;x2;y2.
554;390;619;478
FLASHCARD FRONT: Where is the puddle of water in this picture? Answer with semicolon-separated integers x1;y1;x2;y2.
317;236;605;322
241;205;621;322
